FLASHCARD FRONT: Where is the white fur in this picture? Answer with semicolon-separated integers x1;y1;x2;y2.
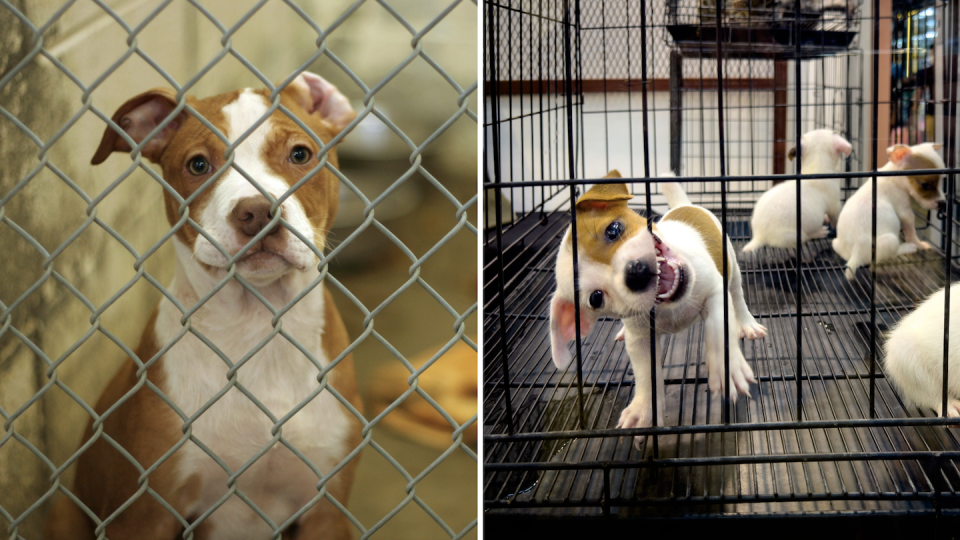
194;89;318;284
742;129;852;252
884;284;960;417
156;89;349;538
832;143;945;280
550;180;765;448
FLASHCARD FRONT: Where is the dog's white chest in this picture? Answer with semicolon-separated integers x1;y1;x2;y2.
155;282;349;538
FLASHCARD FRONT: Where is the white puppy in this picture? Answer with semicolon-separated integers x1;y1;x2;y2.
549;171;766;441
832;143;946;280
742;129;852;252
884;283;960;417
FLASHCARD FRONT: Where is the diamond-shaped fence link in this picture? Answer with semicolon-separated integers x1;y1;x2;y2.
0;1;477;539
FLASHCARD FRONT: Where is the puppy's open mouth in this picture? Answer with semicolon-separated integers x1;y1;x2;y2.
653;233;684;304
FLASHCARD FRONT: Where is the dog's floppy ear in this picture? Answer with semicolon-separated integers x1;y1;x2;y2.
576;180;632;212
92;88;183;165
887;144;913;167
283;71;357;135
833;133;853;158
787;146;797;161
549;293;599;370
933;143;944;151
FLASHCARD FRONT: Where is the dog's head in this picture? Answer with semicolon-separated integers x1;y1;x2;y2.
550;173;686;369
92;72;355;287
887;143;947;211
787;129;852;171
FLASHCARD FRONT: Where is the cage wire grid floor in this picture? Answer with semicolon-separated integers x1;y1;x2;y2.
483;205;960;519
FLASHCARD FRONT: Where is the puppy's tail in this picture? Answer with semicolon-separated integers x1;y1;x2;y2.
658;172;692;209
741;238;762;253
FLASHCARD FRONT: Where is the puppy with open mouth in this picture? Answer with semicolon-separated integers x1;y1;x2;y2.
549;171;766;446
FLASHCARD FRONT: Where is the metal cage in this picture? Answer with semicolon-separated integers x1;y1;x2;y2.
483;0;960;533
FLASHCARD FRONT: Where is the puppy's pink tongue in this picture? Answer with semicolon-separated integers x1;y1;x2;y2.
657;261;676;296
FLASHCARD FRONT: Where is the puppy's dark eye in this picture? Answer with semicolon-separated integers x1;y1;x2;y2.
187;156;210;176
290;146;312;165
588;290;604;309
605;221;624;241
921;182;934;191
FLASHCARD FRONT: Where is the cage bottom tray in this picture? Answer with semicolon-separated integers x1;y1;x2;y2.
483;209;960;528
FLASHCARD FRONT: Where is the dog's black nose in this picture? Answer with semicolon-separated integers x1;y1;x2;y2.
625;259;656;292
938;199;948;213
231;196;280;238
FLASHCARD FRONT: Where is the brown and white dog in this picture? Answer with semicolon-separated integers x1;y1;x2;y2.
832;142;947;280
549;172;766;445
45;72;361;539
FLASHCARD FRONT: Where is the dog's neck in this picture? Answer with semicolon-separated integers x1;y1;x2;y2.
798;153;843;179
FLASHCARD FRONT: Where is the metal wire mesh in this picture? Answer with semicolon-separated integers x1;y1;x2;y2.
0;1;477;539
484;0;960;530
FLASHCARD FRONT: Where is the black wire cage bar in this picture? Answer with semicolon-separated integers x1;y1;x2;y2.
483;0;960;532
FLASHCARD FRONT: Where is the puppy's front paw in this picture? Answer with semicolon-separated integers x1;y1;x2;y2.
709;352;755;401
940;400;960;418
617;404;651;430
739;320;767;340
617;404;652;451
809;226;830;240
917;240;933;251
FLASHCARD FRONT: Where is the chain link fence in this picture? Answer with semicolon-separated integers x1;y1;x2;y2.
0;1;477;538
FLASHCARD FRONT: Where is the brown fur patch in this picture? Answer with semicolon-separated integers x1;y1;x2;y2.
570;180;647;265
902;154;943;200
70;306;191;536
255;87;343;250
662;206;729;275
155;91;239;249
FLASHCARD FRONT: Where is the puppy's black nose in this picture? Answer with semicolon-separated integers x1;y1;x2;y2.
625;259;656;292
938;200;948;213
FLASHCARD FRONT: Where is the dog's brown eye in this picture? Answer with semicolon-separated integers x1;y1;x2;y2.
187;156;210;176
921;182;934;191
589;290;604;309
290;146;311;165
605;221;624;241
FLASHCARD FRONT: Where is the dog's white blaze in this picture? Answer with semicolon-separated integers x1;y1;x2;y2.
155;84;351;540
193;89;316;274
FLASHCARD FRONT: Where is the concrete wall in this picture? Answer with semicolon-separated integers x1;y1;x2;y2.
0;1;475;537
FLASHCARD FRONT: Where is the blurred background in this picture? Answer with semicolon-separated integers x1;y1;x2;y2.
0;1;477;538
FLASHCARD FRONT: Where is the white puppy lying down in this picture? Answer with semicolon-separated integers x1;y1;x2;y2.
832;143;946;280
742;129;852;253
549;172;766;442
884;283;960;417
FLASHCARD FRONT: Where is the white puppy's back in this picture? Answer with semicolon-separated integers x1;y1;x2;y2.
742;129;851;252
884;283;960;417
743;180;837;251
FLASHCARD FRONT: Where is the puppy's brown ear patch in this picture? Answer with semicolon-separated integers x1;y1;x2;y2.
787;146;797;161
92;88;183;165
604;169;622;178
576;183;632;212
887;144;912;166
